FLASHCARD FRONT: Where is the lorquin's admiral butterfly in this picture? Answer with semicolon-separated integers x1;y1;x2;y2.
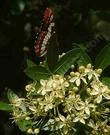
34;7;55;57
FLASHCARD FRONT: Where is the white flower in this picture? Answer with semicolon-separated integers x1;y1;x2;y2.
84;67;100;80
11;98;26;112
73;111;89;124
38;79;53;95
69;72;87;86
77;99;96;115
10;64;110;135
90;81;110;103
88;119;110;134
38;75;69;96
64;93;82;113
25;82;37;92
52;75;69;90
44;95;54;112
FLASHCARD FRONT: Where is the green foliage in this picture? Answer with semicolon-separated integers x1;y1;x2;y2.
16;119;32;132
74;44;92;66
7;89;19;103
24;66;51;81
25;45;92;78
53;48;80;74
95;43;110;70
52;44;91;75
77;51;92;66
27;59;37;68
102;77;110;89
0;101;12;112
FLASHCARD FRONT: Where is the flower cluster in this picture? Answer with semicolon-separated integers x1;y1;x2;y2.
10;64;110;135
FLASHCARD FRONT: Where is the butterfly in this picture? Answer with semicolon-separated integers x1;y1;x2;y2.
34;7;55;57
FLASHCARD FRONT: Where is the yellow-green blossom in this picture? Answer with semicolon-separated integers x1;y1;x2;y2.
73;111;89;124
90;80;110;103
69;72;87;86
10;64;110;135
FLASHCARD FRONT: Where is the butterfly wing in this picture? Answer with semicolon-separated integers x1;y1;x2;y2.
34;7;55;57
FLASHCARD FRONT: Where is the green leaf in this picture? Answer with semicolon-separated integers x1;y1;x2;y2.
95;43;110;70
0;101;12;112
7;90;19;103
77;49;92;66
47;34;59;72
26;59;37;68
101;77;110;88
53;48;80;75
24;66;51;81
72;43;92;66
16;119;32;132
72;43;88;51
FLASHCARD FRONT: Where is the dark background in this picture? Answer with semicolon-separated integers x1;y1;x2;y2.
0;0;110;134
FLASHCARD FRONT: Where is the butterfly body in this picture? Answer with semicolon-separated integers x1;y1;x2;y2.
34;7;55;57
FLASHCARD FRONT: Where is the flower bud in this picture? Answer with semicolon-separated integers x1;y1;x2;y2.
27;128;33;134
70;71;75;77
64;82;69;87
75;72;80;76
86;88;91;94
105;108;109;112
34;128;39;134
96;68;102;74
71;64;75;69
79;66;85;73
25;116;31;120
86;63;92;69
73;87;79;92
54;75;60;79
